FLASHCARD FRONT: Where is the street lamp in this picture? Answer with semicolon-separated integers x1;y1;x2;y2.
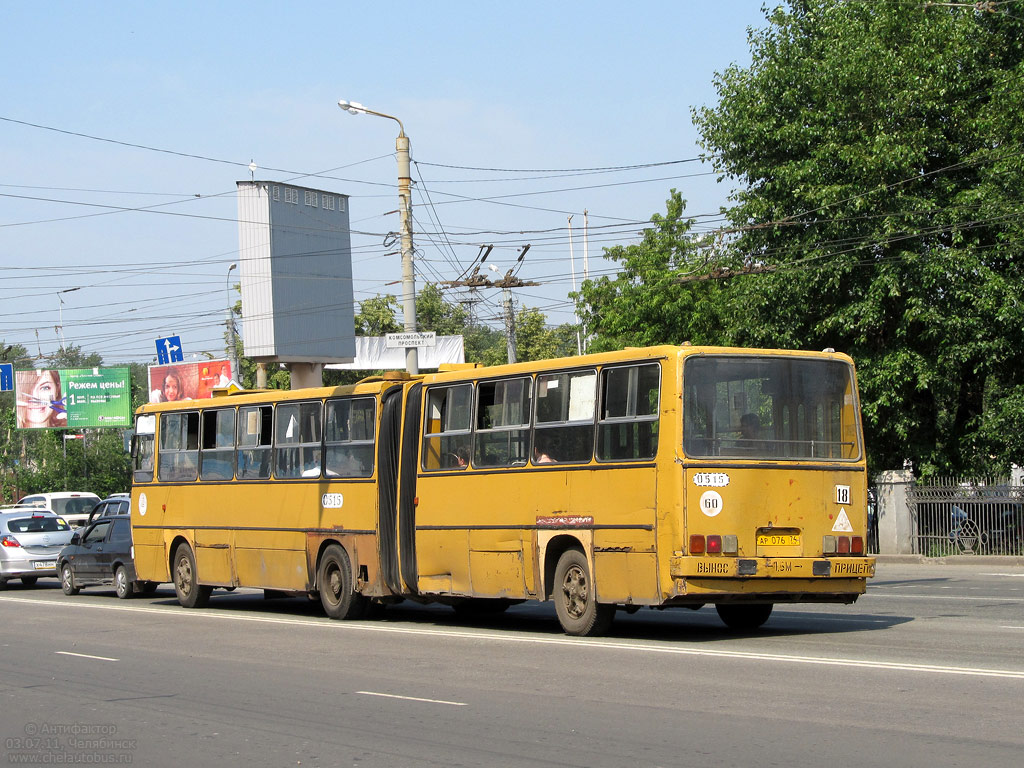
226;263;239;381
338;99;418;374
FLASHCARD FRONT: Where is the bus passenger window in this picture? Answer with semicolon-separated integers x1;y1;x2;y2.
474;377;531;467
422;384;473;471
533;370;596;464
200;408;236;481
325;397;375;478
158;411;199;482
237;405;273;480
275;401;323;479
597;363;660;461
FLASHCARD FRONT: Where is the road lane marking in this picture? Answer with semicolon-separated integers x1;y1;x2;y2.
55;651;119;662
357;691;466;706
866;592;1024;602
5;595;1024;681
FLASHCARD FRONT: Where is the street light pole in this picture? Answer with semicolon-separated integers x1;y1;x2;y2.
338;99;419;374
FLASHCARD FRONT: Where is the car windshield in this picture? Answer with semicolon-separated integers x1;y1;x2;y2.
683;355;862;461
7;516;71;532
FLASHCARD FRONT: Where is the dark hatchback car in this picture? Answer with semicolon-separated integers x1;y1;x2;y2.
57;516;156;599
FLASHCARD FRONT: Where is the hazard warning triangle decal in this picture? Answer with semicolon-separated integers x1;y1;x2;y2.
832;508;854;532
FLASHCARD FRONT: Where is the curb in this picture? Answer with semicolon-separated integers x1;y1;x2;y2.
873;553;1024;566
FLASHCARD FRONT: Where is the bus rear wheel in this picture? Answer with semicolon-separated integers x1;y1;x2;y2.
716;602;773;630
173;543;212;609
553;549;615;636
318;544;367;620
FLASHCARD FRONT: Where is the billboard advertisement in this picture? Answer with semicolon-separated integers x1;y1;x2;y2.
148;360;233;403
15;367;132;430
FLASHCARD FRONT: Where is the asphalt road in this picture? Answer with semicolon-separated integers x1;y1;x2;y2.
1;562;1022;768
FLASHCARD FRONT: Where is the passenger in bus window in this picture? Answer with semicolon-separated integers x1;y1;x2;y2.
740;413;760;441
736;413;765;455
447;444;469;468
533;439;554;464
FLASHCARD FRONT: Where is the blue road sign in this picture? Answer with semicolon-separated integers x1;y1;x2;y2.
156;336;184;365
0;363;12;392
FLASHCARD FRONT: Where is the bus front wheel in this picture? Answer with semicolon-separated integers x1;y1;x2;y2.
318;544;367;620
553;549;615;637
173;544;212;609
716;602;773;630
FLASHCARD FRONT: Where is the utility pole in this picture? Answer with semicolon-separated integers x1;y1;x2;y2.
500;284;516;364
225;263;240;382
568;215;582;355
444;244;537;365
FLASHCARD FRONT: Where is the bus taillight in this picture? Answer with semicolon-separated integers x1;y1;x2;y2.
689;534;738;555
823;535;864;555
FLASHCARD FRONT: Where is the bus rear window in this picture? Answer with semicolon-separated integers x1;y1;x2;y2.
683;356;860;460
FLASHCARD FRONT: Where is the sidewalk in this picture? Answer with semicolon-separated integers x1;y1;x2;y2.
873;553;1024;567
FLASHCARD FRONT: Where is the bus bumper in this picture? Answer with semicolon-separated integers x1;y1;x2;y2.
670;555;876;580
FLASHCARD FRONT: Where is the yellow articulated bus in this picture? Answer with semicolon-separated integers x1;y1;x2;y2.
130;345;875;635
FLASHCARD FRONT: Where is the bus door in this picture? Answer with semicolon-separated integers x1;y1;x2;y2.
377;386;403;594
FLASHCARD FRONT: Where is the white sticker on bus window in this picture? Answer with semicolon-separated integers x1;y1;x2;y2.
322;493;344;509
832;508;853;532
700;490;724;517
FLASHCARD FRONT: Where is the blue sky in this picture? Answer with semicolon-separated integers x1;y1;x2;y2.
1;1;769;366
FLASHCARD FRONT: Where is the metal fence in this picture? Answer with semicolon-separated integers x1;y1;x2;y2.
908;477;1024;557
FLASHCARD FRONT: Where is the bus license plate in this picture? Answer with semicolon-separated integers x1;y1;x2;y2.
32;561;52;570
757;533;801;547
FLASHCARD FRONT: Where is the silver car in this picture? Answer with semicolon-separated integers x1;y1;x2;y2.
0;509;75;586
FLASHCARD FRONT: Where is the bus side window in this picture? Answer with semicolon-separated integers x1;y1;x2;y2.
474;377;531;468
422;384;473;471
200;408;236;481
275;401;323;479
597;363;660;461
533;369;596;464
325;397;375;478
237;405;272;480
158;411;199;482
132;414;156;483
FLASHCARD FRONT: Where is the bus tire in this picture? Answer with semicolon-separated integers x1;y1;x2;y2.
173;543;212;609
553;549;615;636
318;544;367;620
716;602;773;630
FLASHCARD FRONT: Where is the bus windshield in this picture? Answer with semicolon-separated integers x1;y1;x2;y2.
683;355;861;461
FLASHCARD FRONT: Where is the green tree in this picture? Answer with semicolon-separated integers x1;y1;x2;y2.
515;308;579;362
577;190;734;352
693;1;1024;476
583;1;1024;476
354;294;402;335
417;283;468;335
